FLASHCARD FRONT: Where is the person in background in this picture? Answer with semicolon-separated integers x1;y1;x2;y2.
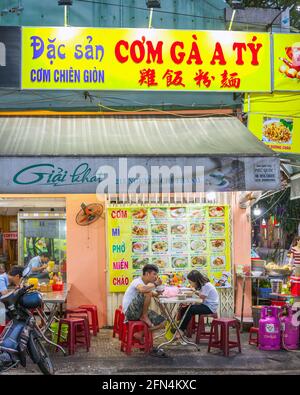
177;270;219;339
0;264;8;296
0;266;24;295
27;253;49;278
289;236;300;276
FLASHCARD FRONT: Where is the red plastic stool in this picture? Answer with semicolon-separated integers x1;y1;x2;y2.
249;327;259;346
113;306;123;338
120;321;153;355
57;317;90;355
0;325;6;336
208;318;241;357
186;315;196;338
196;313;218;344
79;304;99;336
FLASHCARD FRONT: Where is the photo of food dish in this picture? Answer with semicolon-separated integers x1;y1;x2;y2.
171;241;188;251
191;256;207;267
151;224;168;235
190;239;207;252
152;257;168;268
132;241;148;253
171;257;188;268
209;206;225;217
209;222;225;235
132;225;148;236
171;224;186;235
211;239;225;251
190;223;206;235
211;256;225;267
262;119;293;144
152;241;168;253
133;257;149;269
170;207;186;218
151;208;167;219
132;208;147;220
190;209;206;218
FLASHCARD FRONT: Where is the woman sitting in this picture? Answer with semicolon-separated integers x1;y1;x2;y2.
177;270;219;338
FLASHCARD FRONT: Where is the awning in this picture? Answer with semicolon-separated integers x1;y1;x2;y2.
0;116;280;193
0;115;275;157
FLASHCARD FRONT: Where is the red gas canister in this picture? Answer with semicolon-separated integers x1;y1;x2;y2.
290;276;300;297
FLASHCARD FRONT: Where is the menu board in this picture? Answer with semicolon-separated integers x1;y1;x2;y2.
107;204;231;292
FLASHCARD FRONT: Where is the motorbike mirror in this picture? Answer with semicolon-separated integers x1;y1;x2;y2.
22;266;31;278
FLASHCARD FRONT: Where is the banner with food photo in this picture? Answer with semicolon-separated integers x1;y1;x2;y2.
107;204;231;292
273;34;300;91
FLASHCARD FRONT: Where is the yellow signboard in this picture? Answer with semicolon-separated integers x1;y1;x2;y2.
245;92;300;154
22;27;271;92
107;204;231;293
273;34;300;91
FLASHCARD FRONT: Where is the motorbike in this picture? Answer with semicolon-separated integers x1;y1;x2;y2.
0;267;64;375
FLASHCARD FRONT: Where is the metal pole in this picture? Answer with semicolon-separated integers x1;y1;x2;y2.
228;9;236;31
64;5;69;27
148;7;153;29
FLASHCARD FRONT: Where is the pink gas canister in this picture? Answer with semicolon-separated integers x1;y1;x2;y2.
259;307;281;351
280;307;299;350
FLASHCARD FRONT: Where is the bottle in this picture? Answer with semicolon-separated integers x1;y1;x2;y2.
0;301;6;325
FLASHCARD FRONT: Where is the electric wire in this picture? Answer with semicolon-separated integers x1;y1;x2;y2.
75;0;283;29
251;187;289;223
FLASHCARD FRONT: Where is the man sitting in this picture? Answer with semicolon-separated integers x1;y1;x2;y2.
0;266;24;296
123;264;165;329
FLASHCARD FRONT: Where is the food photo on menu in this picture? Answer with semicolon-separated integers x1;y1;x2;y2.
211;255;226;268
171;240;188;252
190;222;206;235
191;255;207;269
190;239;207;252
170;207;186;218
209;222;225;235
171;224;187;235
151;207;168;220
132;240;149;253
131;207;148;220
210;239;226;251
171;256;188;269
151;240;169;253
132;257;149;270
190;207;206;218
132;224;148;236
151;223;168;235
208;206;225;217
152;256;168;269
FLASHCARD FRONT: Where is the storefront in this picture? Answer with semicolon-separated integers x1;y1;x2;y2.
0;114;280;325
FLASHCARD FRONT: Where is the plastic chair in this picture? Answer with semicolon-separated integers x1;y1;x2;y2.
79;304;99;336
57;317;90;355
195;313;218;344
113;306;123;338
120;321;153;355
249;327;259;346
208;318;241;357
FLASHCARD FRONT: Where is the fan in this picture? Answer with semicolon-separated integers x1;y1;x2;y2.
76;203;104;226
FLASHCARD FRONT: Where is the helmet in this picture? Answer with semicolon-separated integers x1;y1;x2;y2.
19;291;43;309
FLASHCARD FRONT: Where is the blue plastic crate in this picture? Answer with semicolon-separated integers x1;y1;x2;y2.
259;287;272;299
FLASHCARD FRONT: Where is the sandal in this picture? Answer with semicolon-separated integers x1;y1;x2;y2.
149;348;168;358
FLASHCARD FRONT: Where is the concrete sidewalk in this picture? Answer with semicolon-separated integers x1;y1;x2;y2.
3;329;300;375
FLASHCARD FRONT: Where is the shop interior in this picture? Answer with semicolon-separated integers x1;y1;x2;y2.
0;198;66;281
